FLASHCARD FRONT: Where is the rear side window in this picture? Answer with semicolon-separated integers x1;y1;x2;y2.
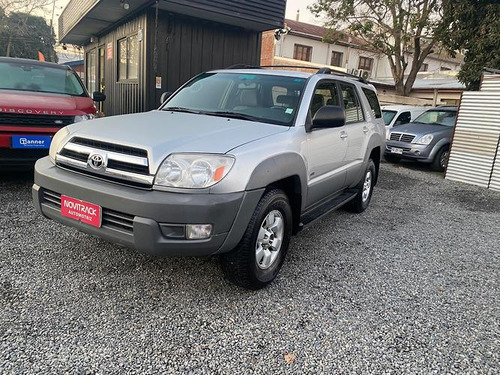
340;84;364;123
362;88;382;118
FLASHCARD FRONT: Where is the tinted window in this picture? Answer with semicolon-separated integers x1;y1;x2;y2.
340;84;364;123
394;111;411;126
382;110;397;125
414;110;457;127
163;73;307;126
310;81;340;118
362;88;381;118
0;60;86;96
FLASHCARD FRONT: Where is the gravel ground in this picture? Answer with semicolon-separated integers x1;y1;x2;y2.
0;162;499;374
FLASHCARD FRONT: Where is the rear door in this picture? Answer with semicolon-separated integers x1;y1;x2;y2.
340;83;368;186
305;80;348;207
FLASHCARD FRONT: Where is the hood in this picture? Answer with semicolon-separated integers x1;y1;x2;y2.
67;110;290;170
391;122;454;137
0;90;95;116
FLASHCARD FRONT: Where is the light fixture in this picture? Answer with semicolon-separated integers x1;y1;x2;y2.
120;0;130;10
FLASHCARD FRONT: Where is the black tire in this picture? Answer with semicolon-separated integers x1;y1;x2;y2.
432;146;450;172
384;154;401;163
220;189;292;290
345;160;376;213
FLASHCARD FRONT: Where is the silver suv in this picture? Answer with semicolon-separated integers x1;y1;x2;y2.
32;68;385;289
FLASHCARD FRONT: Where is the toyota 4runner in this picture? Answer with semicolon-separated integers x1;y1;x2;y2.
32;67;385;289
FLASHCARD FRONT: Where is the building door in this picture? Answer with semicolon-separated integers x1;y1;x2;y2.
86;48;97;94
98;46;106;113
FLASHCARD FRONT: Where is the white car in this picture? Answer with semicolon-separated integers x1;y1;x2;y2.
382;105;427;137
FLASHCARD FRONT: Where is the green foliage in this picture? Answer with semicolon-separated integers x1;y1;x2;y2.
309;0;445;96
0;10;57;62
439;0;500;90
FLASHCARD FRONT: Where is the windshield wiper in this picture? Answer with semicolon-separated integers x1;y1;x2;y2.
163;107;201;114
202;111;260;122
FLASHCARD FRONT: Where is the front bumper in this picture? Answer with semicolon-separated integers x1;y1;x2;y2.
33;157;263;257
384;141;433;162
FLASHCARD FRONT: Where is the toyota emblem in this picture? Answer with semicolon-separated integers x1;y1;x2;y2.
88;153;107;170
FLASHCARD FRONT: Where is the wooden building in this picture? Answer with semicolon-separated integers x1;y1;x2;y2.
58;0;286;116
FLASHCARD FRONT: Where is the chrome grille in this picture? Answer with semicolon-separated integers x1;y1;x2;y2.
40;189;134;233
0;113;75;127
390;132;415;143
56;137;153;187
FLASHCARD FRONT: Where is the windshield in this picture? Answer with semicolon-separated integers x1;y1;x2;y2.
0;60;86;96
162;72;307;126
382;110;397;125
414;110;457;127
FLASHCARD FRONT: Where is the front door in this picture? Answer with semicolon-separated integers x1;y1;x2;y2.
305;80;348;207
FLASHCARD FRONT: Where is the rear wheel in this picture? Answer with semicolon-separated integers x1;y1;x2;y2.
384;154;401;163
432;146;449;172
220;189;292;290
346;160;376;213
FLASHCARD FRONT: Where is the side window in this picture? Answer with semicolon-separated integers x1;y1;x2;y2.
340;84;364;123
394;111;411;126
310;81;340;118
362;88;381;118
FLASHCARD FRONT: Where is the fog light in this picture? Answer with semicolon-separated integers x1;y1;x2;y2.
186;224;212;239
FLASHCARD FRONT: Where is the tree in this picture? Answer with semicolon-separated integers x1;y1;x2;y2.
0;11;57;61
309;0;445;96
0;0;55;60
439;0;500;90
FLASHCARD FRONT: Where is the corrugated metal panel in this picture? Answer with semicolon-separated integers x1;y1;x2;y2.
490;140;500;191
59;0;98;41
446;92;500;188
480;75;500;91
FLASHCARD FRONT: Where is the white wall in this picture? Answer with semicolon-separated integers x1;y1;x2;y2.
275;33;462;79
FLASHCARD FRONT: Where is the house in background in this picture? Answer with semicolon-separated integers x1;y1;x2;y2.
261;17;465;105
58;0;286;116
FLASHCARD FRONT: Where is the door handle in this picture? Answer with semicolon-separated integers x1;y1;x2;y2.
363;126;369;133
340;131;348;139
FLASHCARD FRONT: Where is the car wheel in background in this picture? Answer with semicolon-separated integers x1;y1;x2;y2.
432;146;450;172
384;154;401;163
220;189;292;290
346;159;376;213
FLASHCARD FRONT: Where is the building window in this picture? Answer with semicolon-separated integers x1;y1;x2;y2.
440;66;451;71
358;56;373;71
86;48;97;93
331;51;343;67
419;63;429;72
293;44;312;62
118;34;139;81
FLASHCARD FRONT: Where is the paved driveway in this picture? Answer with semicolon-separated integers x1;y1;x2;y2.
1;163;499;374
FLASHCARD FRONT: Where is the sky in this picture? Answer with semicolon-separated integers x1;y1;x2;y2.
285;0;319;24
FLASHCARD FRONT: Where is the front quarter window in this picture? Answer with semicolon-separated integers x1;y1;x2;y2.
162;73;307;126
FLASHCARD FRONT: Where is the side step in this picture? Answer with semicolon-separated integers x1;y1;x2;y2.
299;190;358;230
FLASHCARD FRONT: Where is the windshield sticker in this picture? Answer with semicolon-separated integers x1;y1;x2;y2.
285;108;294;114
238;75;256;80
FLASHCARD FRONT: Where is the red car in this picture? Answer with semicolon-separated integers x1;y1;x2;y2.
0;57;105;166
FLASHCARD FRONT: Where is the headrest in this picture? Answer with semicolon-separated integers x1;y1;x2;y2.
240;90;258;107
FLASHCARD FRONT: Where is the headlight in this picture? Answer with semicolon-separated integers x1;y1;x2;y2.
74;113;95;123
49;127;70;163
155;154;235;189
414;134;434;145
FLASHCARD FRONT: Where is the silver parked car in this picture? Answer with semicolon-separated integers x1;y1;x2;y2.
32;67;385;289
384;106;458;171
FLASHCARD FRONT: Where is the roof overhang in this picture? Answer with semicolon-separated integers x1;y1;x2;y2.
59;0;283;45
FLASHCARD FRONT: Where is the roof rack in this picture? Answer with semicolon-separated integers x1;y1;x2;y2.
225;64;368;83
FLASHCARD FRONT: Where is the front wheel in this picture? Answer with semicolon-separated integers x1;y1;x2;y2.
345;160;376;213
432;146;450;172
220;189;292;290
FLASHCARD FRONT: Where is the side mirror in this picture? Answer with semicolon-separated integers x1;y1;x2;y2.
311;106;346;130
92;91;106;102
160;91;173;104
